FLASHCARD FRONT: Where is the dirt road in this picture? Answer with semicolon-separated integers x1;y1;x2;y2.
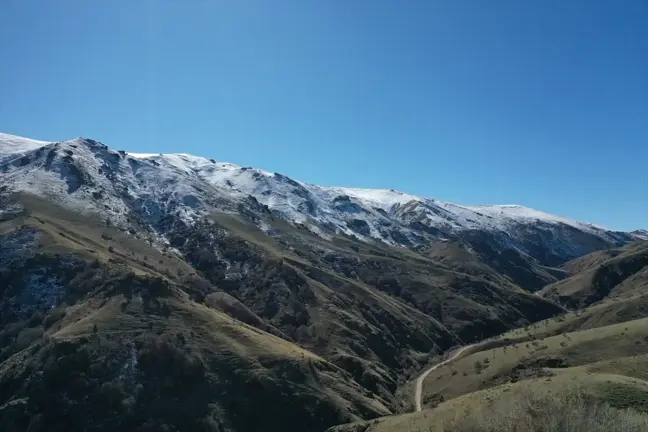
414;345;473;412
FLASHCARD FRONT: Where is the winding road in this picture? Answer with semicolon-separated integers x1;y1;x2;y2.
414;344;474;412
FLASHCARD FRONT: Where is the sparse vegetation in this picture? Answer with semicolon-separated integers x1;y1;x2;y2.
329;381;648;432
1;183;646;432
440;385;648;432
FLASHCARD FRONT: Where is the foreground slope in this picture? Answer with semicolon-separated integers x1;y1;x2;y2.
0;192;562;405
330;307;648;432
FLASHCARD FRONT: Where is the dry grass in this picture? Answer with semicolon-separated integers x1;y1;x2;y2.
584;354;648;382
419;316;648;406
331;380;648;432
540;241;648;309
4;193;195;279
439;384;648;432
1;274;393;431
488;293;648;344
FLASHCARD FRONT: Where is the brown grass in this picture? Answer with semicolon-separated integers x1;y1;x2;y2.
419;316;648;407
329;380;648;432
439;384;648;432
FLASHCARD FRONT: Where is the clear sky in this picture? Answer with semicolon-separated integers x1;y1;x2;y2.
1;1;646;231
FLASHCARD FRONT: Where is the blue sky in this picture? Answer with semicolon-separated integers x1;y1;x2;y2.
1;1;646;231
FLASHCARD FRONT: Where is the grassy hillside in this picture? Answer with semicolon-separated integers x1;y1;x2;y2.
418;317;648;406
486;293;648;345
329;311;648;432
0;277;391;432
541;241;648;308
328;376;648;432
0;196;389;431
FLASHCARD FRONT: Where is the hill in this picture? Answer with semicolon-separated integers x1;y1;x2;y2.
540;241;648;308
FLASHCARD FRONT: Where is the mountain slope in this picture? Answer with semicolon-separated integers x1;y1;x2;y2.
329;309;648;432
0;133;50;163
1;133;640;264
0;132;644;431
540;241;648;308
0;191;567;431
0;268;390;431
0;196;395;431
0;132;642;299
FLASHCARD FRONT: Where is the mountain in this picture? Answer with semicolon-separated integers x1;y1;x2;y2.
0;133;643;432
0;133;639;265
632;229;648;241
330;261;648;432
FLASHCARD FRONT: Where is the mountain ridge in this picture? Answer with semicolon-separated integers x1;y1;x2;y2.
1;133;641;256
0;133;627;230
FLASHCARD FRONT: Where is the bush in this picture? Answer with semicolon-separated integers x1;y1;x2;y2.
43;307;67;329
15;327;43;350
28;311;46;327
440;385;648;432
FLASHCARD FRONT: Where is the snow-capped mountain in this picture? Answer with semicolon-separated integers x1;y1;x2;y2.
0;133;642;267
0;133;50;163
631;230;648;241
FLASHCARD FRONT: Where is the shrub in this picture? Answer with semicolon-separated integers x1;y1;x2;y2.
43;307;67;329
15;327;43;350
28;311;46;327
440;385;648;432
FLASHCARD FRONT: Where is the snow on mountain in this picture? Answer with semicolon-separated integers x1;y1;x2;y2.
1;133;642;263
124;147;640;254
632;230;648;241
1;137;240;231
0;133;50;163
